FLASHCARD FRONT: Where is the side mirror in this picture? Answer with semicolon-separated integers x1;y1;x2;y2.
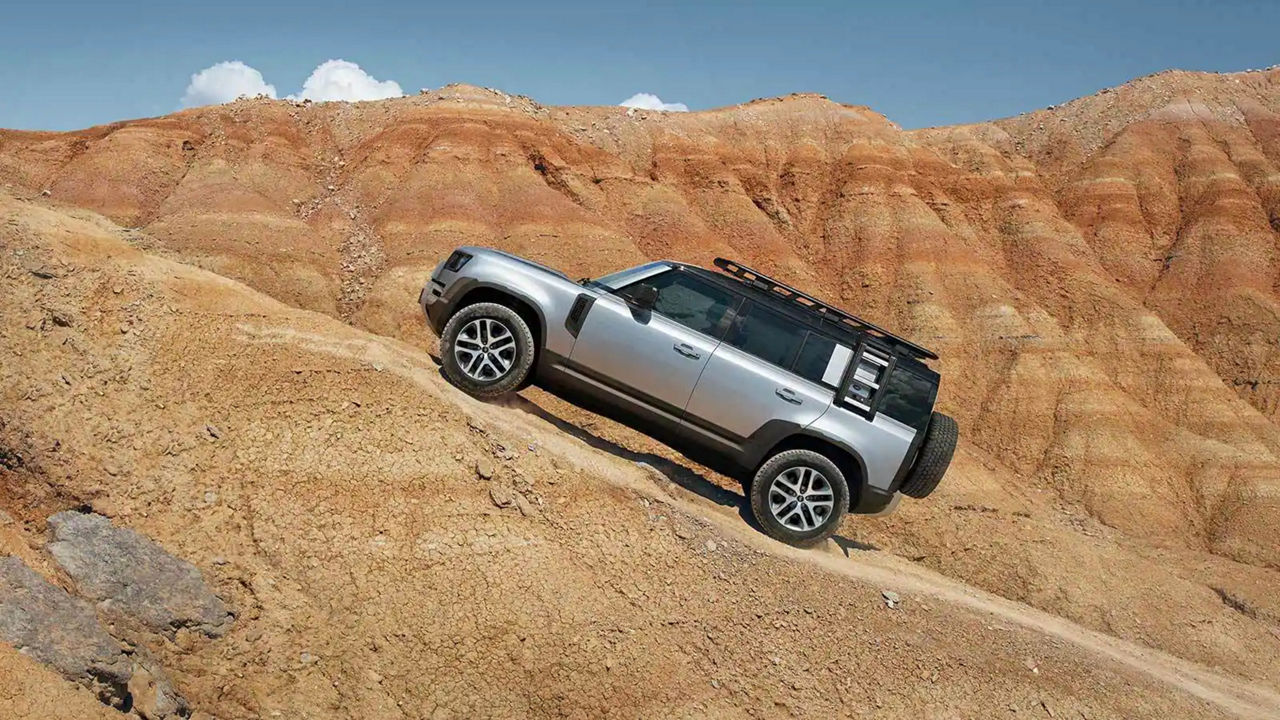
630;283;659;310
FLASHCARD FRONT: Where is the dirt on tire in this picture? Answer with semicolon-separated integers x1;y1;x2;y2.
749;448;850;547
439;301;536;398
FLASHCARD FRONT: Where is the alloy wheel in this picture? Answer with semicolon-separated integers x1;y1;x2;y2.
768;466;835;532
453;318;518;382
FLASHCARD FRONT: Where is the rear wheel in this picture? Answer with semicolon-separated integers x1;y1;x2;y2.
750;449;849;547
440;302;535;398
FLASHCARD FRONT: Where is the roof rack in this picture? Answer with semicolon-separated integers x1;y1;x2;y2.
712;258;939;361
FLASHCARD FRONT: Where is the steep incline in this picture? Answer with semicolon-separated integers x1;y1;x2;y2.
982;68;1280;417
3;74;1280;708
8;194;1277;718
2;82;1277;564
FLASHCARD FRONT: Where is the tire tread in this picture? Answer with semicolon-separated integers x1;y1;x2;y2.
439;302;536;398
749;449;849;547
899;412;957;499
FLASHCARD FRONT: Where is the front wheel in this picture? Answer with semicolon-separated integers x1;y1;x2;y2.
749;449;849;547
440;302;536;398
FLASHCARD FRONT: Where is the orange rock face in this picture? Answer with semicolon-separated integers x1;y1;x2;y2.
5;73;1280;717
3;76;1279;567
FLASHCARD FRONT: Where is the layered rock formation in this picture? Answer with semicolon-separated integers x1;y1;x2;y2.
3;69;1280;718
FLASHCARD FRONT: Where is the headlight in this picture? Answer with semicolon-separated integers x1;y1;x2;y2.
444;250;473;272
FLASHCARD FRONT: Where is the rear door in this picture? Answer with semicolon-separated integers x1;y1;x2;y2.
568;269;740;416
684;302;851;448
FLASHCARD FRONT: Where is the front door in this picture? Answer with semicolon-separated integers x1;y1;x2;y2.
569;269;739;417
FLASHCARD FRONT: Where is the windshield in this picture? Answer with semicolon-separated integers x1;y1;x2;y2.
585;261;671;291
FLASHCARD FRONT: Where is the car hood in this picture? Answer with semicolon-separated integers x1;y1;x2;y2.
467;247;570;280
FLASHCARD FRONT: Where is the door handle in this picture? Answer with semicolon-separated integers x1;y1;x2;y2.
673;342;702;360
775;387;803;404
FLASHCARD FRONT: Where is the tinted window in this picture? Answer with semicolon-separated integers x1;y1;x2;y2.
794;333;841;386
725;303;806;368
879;367;937;429
620;270;738;337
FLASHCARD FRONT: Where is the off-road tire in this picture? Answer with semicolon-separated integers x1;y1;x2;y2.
899;412;957;499
440;302;536;398
750;449;849;547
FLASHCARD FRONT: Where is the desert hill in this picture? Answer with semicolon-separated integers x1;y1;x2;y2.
9;193;1279;718
2;67;1280;718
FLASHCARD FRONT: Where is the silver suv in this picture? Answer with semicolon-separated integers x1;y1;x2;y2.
419;247;957;546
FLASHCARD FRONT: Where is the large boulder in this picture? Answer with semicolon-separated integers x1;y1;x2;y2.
0;556;132;709
47;511;232;637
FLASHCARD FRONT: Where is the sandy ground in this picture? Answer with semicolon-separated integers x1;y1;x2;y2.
1;192;1278;719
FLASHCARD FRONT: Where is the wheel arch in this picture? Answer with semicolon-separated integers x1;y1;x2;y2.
450;284;547;358
754;432;867;510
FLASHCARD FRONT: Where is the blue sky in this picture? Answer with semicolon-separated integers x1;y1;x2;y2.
4;0;1278;131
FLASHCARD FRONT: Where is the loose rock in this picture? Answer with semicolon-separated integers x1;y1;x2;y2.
514;492;536;517
489;484;514;508
47;511;233;637
129;662;188;720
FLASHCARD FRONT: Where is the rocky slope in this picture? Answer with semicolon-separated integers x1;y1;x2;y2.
8;193;1278;718
2;68;1280;718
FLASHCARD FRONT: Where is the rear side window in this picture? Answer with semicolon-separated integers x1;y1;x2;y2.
724;304;850;389
724;303;806;368
619;270;738;337
794;333;840;386
878;367;937;429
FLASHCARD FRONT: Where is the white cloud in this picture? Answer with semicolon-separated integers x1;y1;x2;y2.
619;92;688;112
178;59;403;108
291;59;403;102
181;61;278;107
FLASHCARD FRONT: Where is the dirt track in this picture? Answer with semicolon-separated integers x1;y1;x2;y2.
241;314;1280;719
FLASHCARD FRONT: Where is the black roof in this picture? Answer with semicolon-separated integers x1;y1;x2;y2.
673;258;938;367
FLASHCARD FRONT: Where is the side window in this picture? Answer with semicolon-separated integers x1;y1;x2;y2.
878;367;936;429
724;303;807;369
619;270;738;337
794;333;850;388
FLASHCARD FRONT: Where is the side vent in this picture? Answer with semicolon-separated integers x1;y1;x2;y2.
565;294;595;337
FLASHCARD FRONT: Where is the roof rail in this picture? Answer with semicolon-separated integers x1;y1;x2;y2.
712;258;939;361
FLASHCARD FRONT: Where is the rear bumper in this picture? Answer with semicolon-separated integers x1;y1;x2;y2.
852;486;900;515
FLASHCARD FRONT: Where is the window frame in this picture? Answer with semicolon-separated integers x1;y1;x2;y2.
792;331;848;390
613;268;743;341
724;300;850;391
722;300;807;374
612;271;873;398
